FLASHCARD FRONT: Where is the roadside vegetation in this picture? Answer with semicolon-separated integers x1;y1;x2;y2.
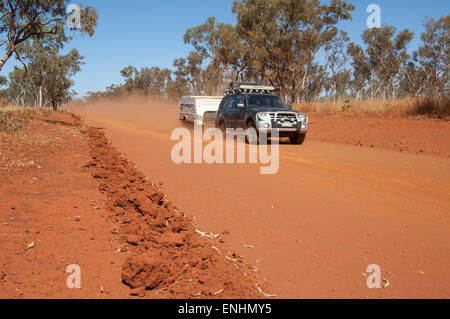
295;97;450;119
80;1;448;120
0;106;76;173
408;97;450;119
0;0;98;110
0;107;51;170
0;107;52;133
0;1;448;119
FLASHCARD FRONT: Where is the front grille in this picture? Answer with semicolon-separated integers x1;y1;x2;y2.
275;113;297;124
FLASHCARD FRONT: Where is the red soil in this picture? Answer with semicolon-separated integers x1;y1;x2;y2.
308;114;450;157
0;112;267;298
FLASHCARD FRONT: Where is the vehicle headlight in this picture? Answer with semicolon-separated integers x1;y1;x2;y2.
256;112;271;122
296;113;306;122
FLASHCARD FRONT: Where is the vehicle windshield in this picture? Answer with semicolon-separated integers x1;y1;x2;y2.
247;94;288;109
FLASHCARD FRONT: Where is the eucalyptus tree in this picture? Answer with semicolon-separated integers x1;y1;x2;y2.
231;0;355;103
4;41;83;109
0;0;98;71
361;25;413;99
324;30;350;102
412;16;449;97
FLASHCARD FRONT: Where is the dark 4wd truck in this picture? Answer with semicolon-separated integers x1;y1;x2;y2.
215;82;309;144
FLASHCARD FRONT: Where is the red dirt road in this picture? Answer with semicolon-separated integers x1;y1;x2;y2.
70;101;450;298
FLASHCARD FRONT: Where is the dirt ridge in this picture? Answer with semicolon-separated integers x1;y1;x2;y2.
87;127;268;298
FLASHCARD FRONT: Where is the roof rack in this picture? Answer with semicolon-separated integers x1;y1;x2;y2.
225;82;280;95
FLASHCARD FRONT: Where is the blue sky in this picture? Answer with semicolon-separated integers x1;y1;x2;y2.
1;0;449;97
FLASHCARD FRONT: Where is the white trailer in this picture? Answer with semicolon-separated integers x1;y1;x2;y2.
179;96;223;126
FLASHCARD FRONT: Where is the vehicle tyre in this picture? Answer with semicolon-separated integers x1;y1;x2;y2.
245;121;259;145
289;132;306;145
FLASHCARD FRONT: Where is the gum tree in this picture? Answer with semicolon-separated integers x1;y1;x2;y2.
231;0;355;103
5;41;84;109
324;30;350;102
0;0;98;71
412;16;449;97
361;25;413;99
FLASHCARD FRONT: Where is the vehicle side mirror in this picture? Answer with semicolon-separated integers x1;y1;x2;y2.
237;103;245;109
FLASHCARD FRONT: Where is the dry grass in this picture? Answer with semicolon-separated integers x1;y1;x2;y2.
0;107;56;152
0;107;71;170
294;97;449;119
0;128;56;148
0;108;33;133
407;97;450;119
0;107;54;133
0;97;9;108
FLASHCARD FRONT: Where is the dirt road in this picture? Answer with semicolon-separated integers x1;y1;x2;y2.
70;100;450;298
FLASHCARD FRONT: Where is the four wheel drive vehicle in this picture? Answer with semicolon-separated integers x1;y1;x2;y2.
215;82;309;144
179;96;223;127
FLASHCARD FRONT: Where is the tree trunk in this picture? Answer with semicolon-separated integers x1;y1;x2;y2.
39;86;43;108
333;80;337;103
0;46;15;71
392;78;396;99
290;77;296;104
298;66;308;103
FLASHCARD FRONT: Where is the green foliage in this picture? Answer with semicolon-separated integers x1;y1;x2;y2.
0;0;98;109
74;1;450;108
179;0;355;102
412;16;450;97
0;0;98;70
324;30;351;101
230;0;355;102
86;65;184;101
118;65;172;97
347;16;449;101
3;40;84;109
0;75;7;86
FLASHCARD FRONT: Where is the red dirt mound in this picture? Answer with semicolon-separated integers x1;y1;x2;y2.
87;128;268;298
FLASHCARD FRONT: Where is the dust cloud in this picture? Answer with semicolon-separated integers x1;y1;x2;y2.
66;95;181;133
